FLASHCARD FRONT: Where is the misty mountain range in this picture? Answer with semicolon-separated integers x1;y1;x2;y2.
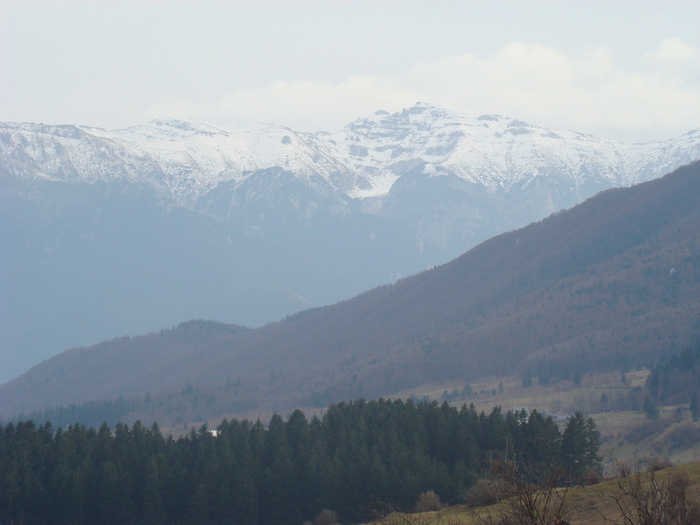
2;161;699;423
2;103;700;383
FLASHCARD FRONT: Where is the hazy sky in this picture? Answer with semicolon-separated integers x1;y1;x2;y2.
2;1;700;142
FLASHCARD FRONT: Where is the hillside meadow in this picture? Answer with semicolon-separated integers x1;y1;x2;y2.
390;367;700;467
369;461;700;524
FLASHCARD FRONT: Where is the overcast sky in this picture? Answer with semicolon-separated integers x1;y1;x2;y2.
2;1;700;143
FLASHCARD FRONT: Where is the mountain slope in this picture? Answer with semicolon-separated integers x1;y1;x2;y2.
2;161;698;421
2;103;700;382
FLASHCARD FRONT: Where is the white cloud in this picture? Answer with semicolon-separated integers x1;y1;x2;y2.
642;37;700;71
146;39;700;142
218;76;420;131
640;37;700;90
146;76;419;133
402;41;700;141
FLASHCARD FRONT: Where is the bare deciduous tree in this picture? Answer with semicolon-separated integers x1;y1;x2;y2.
606;456;699;525
472;452;570;525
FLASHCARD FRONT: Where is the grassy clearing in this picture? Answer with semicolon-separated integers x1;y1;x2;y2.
393;370;648;413
370;462;700;525
389;368;700;465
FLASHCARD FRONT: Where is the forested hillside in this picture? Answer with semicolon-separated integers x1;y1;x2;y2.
3;106;700;383
0;399;599;525
1;162;699;425
646;346;700;405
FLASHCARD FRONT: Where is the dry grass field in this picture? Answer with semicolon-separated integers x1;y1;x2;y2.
369;368;700;524
370;461;700;525
390;368;700;466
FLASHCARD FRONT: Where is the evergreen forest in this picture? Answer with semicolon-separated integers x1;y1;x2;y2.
646;346;700;404
0;399;600;525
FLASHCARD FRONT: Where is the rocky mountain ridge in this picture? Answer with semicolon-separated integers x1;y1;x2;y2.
4;102;700;207
2;103;700;383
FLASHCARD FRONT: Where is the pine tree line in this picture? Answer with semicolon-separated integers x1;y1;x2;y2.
9;395;134;430
0;399;600;525
646;346;700;405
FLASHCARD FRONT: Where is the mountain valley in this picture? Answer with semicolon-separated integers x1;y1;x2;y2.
2;161;699;427
2;103;700;382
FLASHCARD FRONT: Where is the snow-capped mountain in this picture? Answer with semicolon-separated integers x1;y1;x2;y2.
4;102;700;250
4;102;700;205
1;103;700;384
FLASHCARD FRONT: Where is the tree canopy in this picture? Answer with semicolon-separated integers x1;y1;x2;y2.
0;399;599;525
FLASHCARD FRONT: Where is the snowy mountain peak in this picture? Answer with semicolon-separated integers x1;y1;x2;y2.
2;104;700;205
88;118;234;143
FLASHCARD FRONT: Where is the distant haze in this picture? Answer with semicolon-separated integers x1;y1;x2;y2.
3;161;699;420
1;1;700;143
2;104;700;384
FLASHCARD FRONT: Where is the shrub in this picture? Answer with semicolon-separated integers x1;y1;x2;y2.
471;454;570;525
645;455;674;473
314;509;338;525
465;478;512;507
610;457;699;525
414;490;442;512
657;423;700;452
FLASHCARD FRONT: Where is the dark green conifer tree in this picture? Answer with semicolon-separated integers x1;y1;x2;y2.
643;397;660;420
561;413;600;485
690;392;699;421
